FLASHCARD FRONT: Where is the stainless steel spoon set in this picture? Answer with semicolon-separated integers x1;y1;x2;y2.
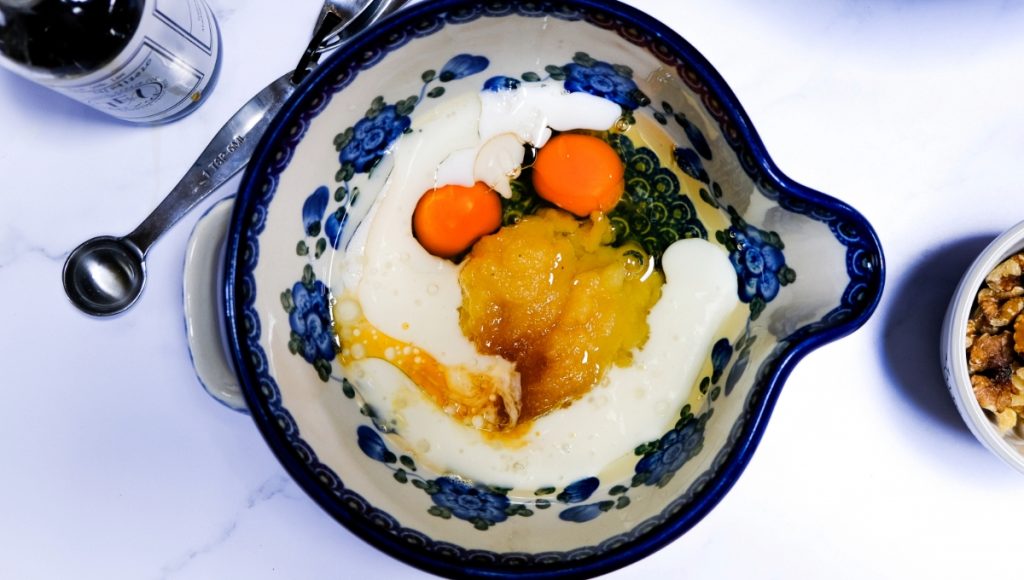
63;0;405;316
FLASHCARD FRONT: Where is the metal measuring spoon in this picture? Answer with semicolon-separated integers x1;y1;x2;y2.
63;0;404;316
62;73;295;316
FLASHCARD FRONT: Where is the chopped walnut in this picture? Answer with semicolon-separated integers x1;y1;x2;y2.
1015;315;1024;356
986;254;1024;297
967;252;1024;433
972;373;1013;413
968;332;1014;374
996;408;1019;432
978;290;1024;327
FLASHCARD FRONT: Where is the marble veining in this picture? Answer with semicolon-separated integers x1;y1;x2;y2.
4;0;1024;578
0;229;67;269
158;475;293;580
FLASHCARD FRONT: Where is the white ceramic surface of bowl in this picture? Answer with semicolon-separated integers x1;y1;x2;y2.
942;219;1024;474
206;1;885;576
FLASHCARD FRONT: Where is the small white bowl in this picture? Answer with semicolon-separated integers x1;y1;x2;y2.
942;219;1024;474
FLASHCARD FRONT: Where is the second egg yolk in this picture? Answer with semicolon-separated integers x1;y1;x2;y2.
412;182;502;259
532;133;625;217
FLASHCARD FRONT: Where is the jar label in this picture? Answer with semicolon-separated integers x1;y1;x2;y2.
154;0;216;55
64;38;205;121
12;0;221;123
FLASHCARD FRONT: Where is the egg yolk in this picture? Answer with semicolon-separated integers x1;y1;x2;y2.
532;133;625;217
412;182;502;258
334;298;521;431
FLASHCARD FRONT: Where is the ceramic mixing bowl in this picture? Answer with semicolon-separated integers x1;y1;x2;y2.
216;0;885;576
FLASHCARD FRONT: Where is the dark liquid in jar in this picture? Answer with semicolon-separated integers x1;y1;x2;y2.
0;0;144;76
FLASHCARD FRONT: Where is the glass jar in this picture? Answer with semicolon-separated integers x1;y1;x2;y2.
0;0;222;123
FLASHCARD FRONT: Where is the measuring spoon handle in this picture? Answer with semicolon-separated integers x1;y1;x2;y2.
126;73;297;253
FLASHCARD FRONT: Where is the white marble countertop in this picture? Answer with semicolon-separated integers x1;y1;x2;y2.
3;0;1023;578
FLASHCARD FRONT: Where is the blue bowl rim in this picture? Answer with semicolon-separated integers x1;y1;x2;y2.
224;0;886;577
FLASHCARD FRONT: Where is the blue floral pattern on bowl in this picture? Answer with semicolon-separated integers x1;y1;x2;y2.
729;225;791;303
439;53;490;81
557;477;599;504
482;75;521;92
429;478;512;529
562;53;643;110
281;266;336;381
354;425;534;530
715;208;797;320
634;410;709;488
338;104;411;173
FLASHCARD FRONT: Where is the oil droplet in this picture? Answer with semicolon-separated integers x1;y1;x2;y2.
645;66;675;86
623;249;646;274
427;283;439;295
